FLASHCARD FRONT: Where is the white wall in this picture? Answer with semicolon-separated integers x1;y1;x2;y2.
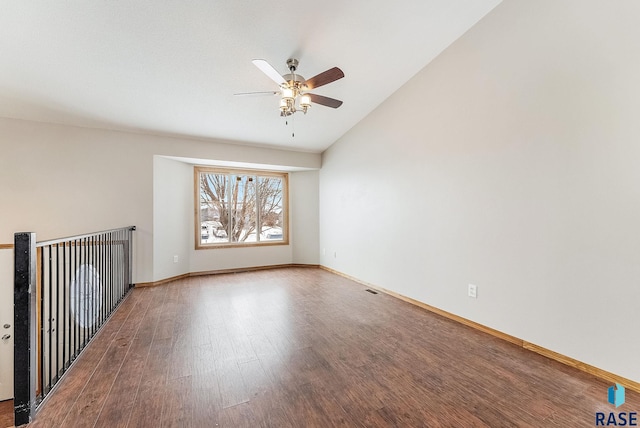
0;119;154;280
153;156;192;280
320;0;640;383
0;117;321;283
291;171;320;265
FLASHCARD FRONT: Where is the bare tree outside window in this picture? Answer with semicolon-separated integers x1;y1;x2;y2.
196;168;288;248
258;177;284;239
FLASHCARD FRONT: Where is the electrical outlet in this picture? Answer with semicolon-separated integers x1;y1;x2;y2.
322;248;326;256
468;284;478;298
173;255;179;263
334;251;337;258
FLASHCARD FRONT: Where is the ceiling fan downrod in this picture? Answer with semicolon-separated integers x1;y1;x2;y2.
286;58;299;73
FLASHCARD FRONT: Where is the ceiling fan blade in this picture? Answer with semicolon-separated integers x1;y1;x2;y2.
308;93;343;109
234;91;280;97
304;67;344;90
252;59;286;86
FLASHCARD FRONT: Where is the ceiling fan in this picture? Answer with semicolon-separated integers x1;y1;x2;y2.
235;58;344;117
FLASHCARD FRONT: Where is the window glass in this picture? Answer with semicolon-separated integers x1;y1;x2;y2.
200;173;229;244
258;176;284;242
229;174;257;243
196;167;288;248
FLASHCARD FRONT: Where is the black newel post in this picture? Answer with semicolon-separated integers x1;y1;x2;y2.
14;232;36;426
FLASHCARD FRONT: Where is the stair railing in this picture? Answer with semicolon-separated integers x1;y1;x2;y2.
13;226;135;425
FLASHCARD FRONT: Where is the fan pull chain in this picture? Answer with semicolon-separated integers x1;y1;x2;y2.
284;116;295;137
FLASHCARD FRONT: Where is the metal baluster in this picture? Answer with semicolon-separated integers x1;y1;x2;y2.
62;242;67;373
47;245;52;392
91;235;95;337
73;241;76;360
83;237;87;349
69;241;73;364
39;245;44;399
100;234;104;318
55;243;60;385
108;232;113;314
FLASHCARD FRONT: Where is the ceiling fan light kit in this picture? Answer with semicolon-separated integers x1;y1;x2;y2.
237;58;344;118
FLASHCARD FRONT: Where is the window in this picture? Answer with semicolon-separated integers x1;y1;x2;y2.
195;167;288;248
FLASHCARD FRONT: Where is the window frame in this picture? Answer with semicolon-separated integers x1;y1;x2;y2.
194;166;289;249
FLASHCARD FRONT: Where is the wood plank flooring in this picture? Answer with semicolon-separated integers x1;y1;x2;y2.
12;267;639;427
0;400;12;428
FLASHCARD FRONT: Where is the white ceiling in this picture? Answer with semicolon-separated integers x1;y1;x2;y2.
0;1;501;153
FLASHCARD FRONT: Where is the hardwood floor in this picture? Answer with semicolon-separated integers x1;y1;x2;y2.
14;267;639;427
0;400;12;428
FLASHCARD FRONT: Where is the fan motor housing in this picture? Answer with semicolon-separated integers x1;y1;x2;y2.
282;73;306;85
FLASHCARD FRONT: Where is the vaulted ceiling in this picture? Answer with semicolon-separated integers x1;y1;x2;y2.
0;1;501;153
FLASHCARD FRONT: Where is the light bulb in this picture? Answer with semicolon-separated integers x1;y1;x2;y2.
300;94;311;108
282;87;295;101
